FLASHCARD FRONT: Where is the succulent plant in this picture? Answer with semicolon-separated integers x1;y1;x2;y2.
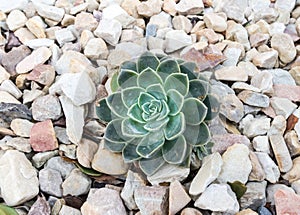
96;52;220;176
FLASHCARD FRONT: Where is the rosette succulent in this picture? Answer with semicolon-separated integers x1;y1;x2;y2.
96;52;219;176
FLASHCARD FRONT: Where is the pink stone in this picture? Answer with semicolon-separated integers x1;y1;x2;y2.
261;106;276;118
274;189;300;214
30;120;58;152
212;134;250;154
273;84;300;102
27;64;55;86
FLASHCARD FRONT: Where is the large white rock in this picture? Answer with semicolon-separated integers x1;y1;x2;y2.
169;180;191;215
32;1;65;22
217;144;252;183
94;19;122;46
255;152;280;183
59;95;85;144
189;153;223;195
194;184;239;213
6;10;27;31
0;150;39;206
165;30;192;53
0;0;28;12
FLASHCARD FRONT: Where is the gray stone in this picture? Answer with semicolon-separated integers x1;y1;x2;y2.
135;185;168;215
32;95;62;121
238;90;269;108
251;71;273;94
32;1;65;22
240;181;267;210
92;142;129;175
0;150;39;206
59;144;76;159
252;50;278;69
165;30;192;53
76;138;98;168
94;19;122;46
147;164;190;185
16;47;51;74
189;153;223;195
271;33;296;64
59;205;81;215
55;28;76;47
81;188;127;215
10;118;33;137
62;168;91;196
215;66;248;82
268;69;296;85
6;9;27;31
59;96;85;144
267;184;295;205
32;150;59;168
194;184;239;213
239;114;271;138
39;168;63;197
175;0;204;15
45;156;75;178
217;144;252;183
270;97;297;119
252;136;270;154
54;126;70;144
120;170;146;210
28;196;51;215
255;152;280;183
6;137;31;153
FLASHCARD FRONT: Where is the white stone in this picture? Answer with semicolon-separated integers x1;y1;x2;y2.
270;97;297;119
231;82;260;92
203;12;227;32
32;1;65;22
76;138;99;168
0;80;22;99
252;136;270;153
59;95;85;144
252;50;278;69
215;66;248;82
255;152;280;183
0;91;21;104
269;22;285;36
120;170;146;210
238;90;269;108
84;38;108;60
10;118;33;138
292;180;300;194
267;184;295;205
94;19;122;46
176;0;204;15
16;47;52;74
59;205;81;215
271;33;296;64
222;47;242;66
0;0;28;13
239;114;271;138
226;21;250;50
275;0;296;13
220;94;244;123
92;142;129;175
149;12;172;29
169;180;191;215
26;16;47;38
102;3;135;28
24;38;55;49
165;30;192;53
0;66;10;84
194;184;239;213
70;3;88;15
251;71;273;94
189;153;223;195
56;72;95;105
268;69;296;86
81;188;127;215
6;10;27;31
147;164;190;185
217;144;252;183
137;0;163;17
55;28;76;47
0;150;39;206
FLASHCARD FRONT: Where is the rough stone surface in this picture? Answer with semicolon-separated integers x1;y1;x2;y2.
44;156;75;178
215;66;248;82
81;188;127;215
194;184;239;214
270;97;297;119
220;94;244;123
255;152;280;183
239;114;271;138
76;138;99;168
32;95;62;121
94;19;122;46
0;150;39;206
267;184;295;205
39;168;63;197
165;30;192;53
274;189;300;214
240;181;267;210
189;153;223;195
10;118;33;137
62;168;91;196
238;90;269;108
271;33;296;64
169;180;191;215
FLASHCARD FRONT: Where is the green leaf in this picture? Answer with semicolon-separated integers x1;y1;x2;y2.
137;51;160;73
104;139;126;152
142;112;159;122
157;59;180;80
105;119;131;143
146;84;167;100
106;92;128;118
164;113;185;140
138;92;156;108
167;89;184;116
96;99;112;123
196;142;214;160
180;62;198;80
137;67;163;89
203;94;220;121
122;118;148;137
184;122;210;146
144;117;169;131
136;131;165;158
139;150;166;176
164;73;189;96
122;87;145;108
118;69;138;89
179;143;192;168
182;98;207;125
0;204;18;215
162;135;187;164
120;61;137;72
227;181;247;200
75;162;102;177
157;100;170;120
127;103;145;123
123;140;142;162
189;79;209;100
110;72;119;92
